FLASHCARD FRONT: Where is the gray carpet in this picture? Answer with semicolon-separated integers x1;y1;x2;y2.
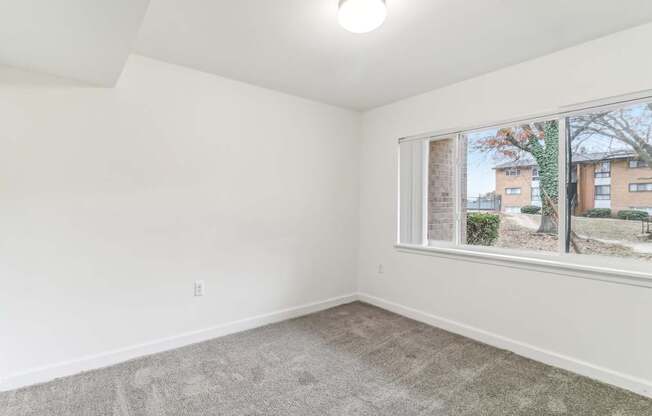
1;302;650;415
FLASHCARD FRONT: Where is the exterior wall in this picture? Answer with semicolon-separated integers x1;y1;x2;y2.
576;164;596;214
428;139;455;241
611;160;652;213
495;166;535;211
577;164;595;214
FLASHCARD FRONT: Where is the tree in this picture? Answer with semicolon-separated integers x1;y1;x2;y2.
474;121;559;233
570;103;652;165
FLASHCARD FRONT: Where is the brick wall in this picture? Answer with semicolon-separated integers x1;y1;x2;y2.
611;160;652;213
577;164;595;213
495;166;535;211
428;139;454;241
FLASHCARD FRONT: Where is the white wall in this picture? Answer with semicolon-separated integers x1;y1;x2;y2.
358;23;652;395
0;55;360;386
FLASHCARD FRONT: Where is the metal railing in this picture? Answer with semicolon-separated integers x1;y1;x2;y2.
466;196;501;211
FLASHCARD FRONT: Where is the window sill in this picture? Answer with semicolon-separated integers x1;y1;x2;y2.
395;243;652;288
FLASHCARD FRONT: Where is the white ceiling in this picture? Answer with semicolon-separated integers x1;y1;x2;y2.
3;1;652;109
134;0;652;110
0;0;150;86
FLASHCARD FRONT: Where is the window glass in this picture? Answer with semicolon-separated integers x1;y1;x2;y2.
595;185;611;200
629;159;649;168
399;97;652;268
462;120;559;252
594;161;611;178
531;186;541;203
630;183;652;192
567;101;652;260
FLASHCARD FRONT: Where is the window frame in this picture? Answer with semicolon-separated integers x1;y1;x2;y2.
594;185;611;200
629;159;649;169
505;187;522;195
594;160;611;178
531;186;541;202
396;91;652;288
532;167;540;179
629;183;652;192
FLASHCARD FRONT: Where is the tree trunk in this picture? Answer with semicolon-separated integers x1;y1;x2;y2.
537;213;557;234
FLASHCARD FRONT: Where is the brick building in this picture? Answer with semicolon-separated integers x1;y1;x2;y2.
495;151;652;215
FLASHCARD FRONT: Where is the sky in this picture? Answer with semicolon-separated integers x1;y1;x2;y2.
465;128;511;197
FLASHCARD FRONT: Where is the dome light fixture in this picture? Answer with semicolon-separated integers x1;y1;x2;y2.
337;0;387;34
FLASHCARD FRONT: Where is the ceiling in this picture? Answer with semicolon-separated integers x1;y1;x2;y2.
0;0;150;86
133;0;652;109
3;1;652;110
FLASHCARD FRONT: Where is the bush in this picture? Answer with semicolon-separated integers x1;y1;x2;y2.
617;210;649;221
585;208;612;218
520;205;541;214
467;213;501;246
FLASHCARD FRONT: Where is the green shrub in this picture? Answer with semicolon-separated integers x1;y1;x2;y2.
585;208;612;218
617;210;649;221
467;213;501;246
520;205;541;214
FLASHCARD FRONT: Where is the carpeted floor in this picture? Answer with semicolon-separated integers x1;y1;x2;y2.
1;302;650;415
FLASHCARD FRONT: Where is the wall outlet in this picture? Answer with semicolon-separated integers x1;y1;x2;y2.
194;280;205;297
378;264;384;274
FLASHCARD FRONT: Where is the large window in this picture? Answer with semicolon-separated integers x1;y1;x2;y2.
630;183;652;192
629;159;649;169
594;161;611;178
399;97;652;268
594;185;611;200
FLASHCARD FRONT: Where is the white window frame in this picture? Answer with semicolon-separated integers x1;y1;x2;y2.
629;183;652;192
531;186;541;202
595;185;611;200
396;90;652;288
594;160;611;178
505;187;522;195
629;159;649;169
532;167;540;179
505;167;521;176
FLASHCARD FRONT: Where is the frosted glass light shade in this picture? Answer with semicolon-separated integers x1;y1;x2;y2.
338;0;387;34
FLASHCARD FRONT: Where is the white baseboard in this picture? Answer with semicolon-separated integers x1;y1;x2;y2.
4;292;651;400
358;292;652;399
0;293;357;392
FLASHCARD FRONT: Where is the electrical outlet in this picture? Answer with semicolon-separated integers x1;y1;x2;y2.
378;264;384;274
194;280;205;297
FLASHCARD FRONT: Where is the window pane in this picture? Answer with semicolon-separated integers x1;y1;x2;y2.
462;120;559;252
567;101;652;261
427;138;455;243
399;140;427;245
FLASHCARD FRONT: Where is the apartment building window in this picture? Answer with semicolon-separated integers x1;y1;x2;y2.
629;159;649;168
398;95;652;271
594;161;611;178
594;185;611;200
505;187;521;195
629;183;652;192
531;186;541;202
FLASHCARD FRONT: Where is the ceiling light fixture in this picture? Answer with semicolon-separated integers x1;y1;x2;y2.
338;0;387;34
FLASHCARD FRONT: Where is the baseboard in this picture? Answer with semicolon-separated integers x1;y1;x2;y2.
5;292;650;399
358;292;652;399
0;293;357;392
